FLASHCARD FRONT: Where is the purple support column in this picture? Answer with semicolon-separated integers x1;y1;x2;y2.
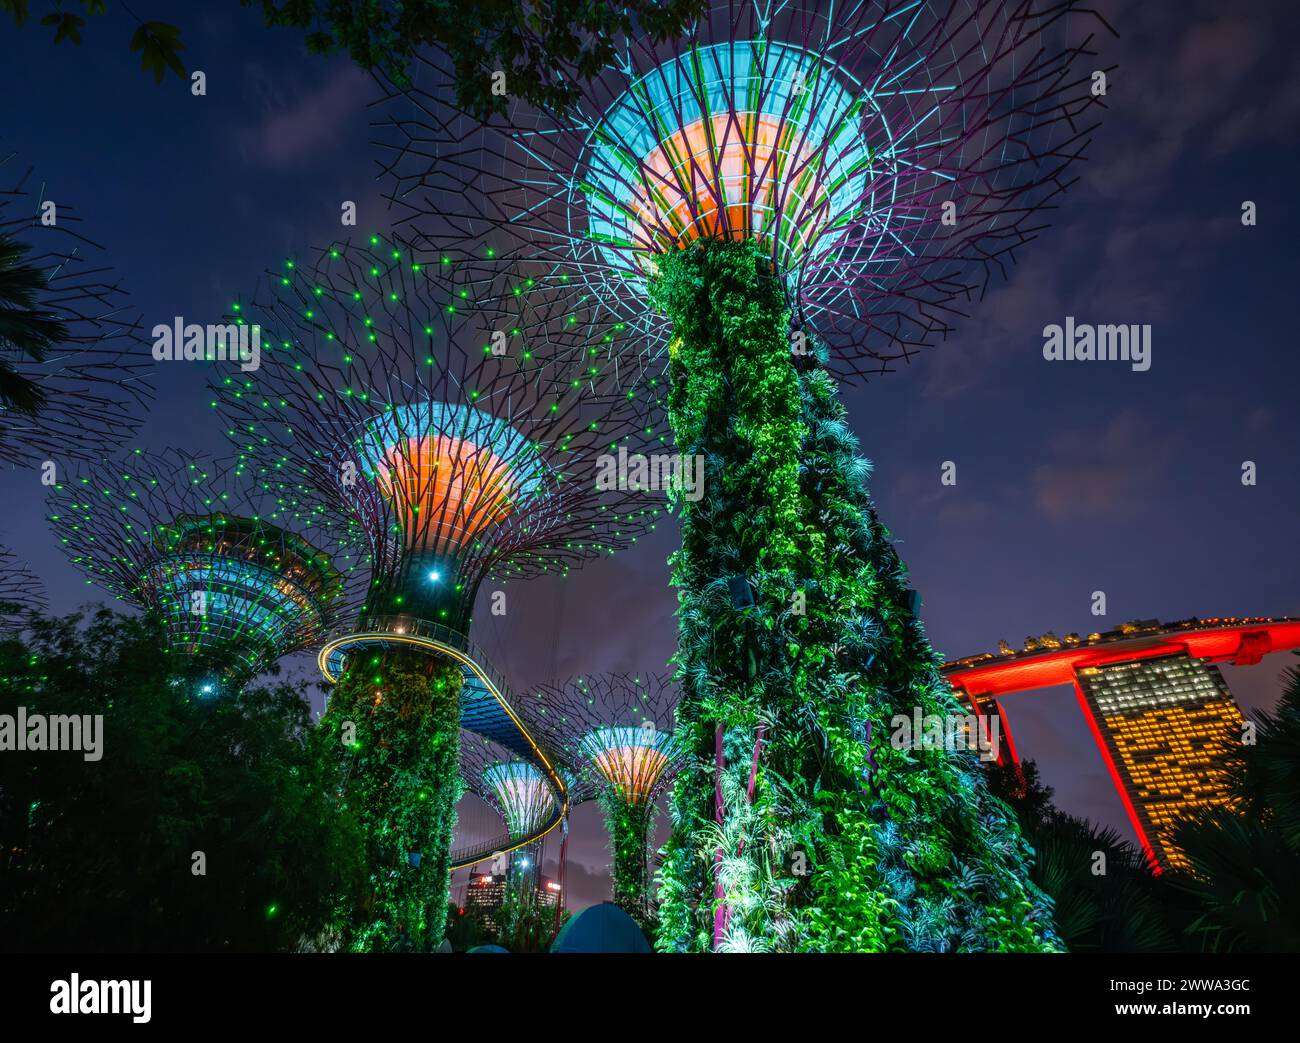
713;724;727;949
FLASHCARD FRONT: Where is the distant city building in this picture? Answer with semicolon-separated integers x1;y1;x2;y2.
463;872;561;931
464;873;507;928
536;878;562;916
942;616;1300;871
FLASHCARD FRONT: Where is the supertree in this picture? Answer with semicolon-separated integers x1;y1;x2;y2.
520;674;682;928
45;449;359;694
211;233;658;950
378;0;1114;951
459;733;560;891
0;151;150;466
0;545;48;633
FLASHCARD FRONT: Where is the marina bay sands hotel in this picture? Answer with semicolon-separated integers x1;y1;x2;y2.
942;616;1300;871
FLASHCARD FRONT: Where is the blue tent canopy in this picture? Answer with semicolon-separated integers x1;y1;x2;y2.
550;903;651;954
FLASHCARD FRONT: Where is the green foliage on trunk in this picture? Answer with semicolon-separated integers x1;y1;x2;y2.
651;238;1058;952
600;792;655;930
316;648;463;951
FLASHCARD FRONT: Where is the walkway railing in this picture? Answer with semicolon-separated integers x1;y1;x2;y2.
320;614;568;869
450;829;525;869
331;615;518;706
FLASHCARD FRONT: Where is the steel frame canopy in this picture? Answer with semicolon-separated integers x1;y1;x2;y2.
376;0;1115;383
47;449;361;688
0;151;151;466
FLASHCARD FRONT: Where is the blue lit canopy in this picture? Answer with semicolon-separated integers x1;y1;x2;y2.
584;39;877;286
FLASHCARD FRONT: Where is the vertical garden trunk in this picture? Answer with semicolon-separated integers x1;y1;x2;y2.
652;239;1058;952
318;650;463;951
602;795;654;930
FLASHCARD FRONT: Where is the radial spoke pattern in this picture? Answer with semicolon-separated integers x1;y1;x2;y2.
0;152;151;465
46;449;361;685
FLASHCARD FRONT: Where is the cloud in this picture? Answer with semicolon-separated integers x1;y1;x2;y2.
891;0;1296;402
239;64;373;168
887;466;1001;527
1031;410;1172;522
920;256;1068;400
1087;0;1300;195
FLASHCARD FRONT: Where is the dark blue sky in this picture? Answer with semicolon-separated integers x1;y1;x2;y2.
3;0;1299;909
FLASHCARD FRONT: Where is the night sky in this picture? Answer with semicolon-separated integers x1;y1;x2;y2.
3;0;1298;912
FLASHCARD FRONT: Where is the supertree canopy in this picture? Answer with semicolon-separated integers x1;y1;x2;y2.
382;0;1113;378
459;733;562;891
212;233;657;951
520;674;682;927
0;545;47;632
45;449;357;693
378;0;1113;952
214;234;658;637
0;152;150;466
461;732;558;845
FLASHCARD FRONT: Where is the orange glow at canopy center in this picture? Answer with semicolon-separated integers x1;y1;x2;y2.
374;434;518;551
591;746;670;805
631;113;823;254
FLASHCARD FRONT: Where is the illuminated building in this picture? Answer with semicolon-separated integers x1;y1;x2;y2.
944;616;1300;871
464;873;507;930
1074;654;1243;871
46;450;356;691
536;877;563;916
464;873;562;932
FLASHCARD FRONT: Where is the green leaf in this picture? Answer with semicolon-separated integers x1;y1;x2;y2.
128;21;186;84
2;1;31;28
40;12;86;45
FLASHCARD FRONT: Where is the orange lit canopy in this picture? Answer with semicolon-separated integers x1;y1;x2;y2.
357;402;547;554
585;39;870;275
579;726;675;806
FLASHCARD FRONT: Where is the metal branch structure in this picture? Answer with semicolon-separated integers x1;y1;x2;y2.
379;0;1114;381
461;733;557;859
0;152;151;466
473;755;558;844
46;449;359;692
519;674;682;926
0;545;48;632
213;233;659;642
459;732;562;892
211;232;659;949
374;1;1114;952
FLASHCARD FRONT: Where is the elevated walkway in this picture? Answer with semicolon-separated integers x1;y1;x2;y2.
317;617;566;867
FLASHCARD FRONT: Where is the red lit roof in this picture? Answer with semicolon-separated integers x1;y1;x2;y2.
944;619;1300;697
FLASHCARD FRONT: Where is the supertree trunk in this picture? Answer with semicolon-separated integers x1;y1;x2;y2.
601;794;654;930
652;239;1058;952
317;651;463;951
